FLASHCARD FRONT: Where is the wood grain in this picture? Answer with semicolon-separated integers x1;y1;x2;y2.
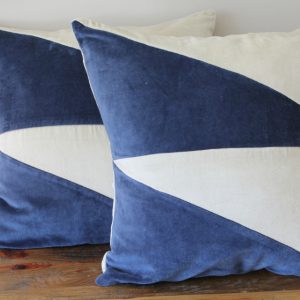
1;245;300;299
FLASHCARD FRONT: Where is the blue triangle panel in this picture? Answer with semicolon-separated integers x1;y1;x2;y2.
73;22;300;160
0;151;112;248
97;166;300;285
0;29;102;134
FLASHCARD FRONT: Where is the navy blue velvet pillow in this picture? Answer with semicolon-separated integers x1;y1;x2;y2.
0;28;113;248
73;21;300;286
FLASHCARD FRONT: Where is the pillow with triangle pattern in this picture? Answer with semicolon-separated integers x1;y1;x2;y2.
73;21;300;285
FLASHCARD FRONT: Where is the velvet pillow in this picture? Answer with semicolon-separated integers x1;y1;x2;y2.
0;11;216;249
0;28;113;249
73;21;300;286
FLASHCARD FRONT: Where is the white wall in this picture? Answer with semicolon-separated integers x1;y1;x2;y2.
0;0;299;35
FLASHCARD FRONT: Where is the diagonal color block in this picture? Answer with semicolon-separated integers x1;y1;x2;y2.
0;152;112;248
115;147;300;251
72;25;300;159
98;166;300;285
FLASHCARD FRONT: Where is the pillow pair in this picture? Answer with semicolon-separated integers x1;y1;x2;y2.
0;11;216;248
72;22;300;286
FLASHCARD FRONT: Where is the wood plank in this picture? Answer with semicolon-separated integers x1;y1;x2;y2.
1;289;300;300
1;245;300;299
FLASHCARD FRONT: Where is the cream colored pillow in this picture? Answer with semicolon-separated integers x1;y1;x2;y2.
80;10;216;38
1;10;216;48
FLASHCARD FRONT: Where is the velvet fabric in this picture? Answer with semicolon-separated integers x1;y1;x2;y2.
73;22;300;286
0;29;102;135
0;152;112;248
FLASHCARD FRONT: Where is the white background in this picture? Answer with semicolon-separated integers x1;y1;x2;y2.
0;0;299;35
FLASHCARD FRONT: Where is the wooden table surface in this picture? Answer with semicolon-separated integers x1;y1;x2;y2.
1;244;300;300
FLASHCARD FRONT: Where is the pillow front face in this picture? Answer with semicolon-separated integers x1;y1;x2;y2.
0;29;114;248
73;22;300;286
0;12;215;249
